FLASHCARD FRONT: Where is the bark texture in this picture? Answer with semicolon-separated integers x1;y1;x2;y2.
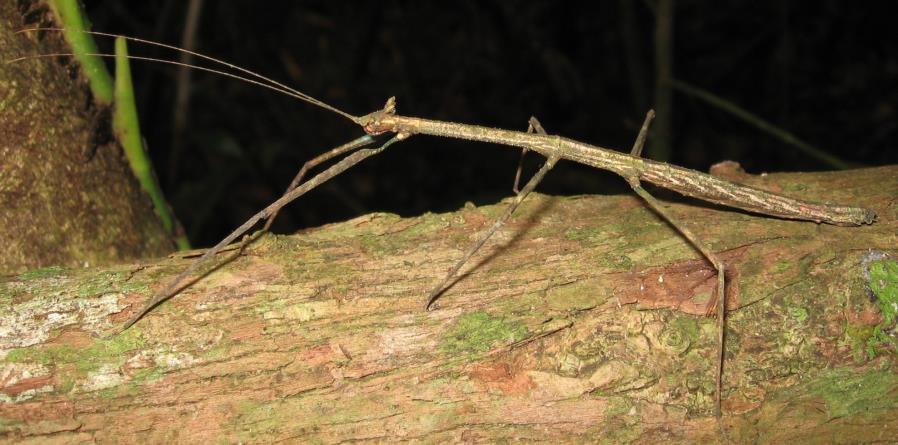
1;165;896;444
0;1;173;274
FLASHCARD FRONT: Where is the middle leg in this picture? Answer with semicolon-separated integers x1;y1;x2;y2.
426;117;560;310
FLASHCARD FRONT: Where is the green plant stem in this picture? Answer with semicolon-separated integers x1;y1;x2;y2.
46;0;112;103
113;38;190;250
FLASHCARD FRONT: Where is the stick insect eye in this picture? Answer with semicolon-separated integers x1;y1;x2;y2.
363;119;381;135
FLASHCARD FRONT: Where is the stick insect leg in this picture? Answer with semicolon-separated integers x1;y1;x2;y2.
511;119;549;193
626;110;726;418
232;135;375;272
116;133;408;333
512;148;529;194
262;135;375;232
426;117;560;310
629;111;651;158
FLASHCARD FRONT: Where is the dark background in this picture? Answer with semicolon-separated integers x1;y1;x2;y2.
79;1;895;247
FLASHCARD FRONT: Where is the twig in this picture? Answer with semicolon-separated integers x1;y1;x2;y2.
168;0;205;187
670;78;852;169
652;0;674;161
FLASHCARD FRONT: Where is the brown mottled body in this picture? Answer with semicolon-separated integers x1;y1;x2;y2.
363;111;874;226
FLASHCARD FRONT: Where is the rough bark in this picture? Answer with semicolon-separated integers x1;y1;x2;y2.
1;165;896;444
0;1;173;274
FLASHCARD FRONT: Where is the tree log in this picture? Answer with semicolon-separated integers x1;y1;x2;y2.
1;165;896;443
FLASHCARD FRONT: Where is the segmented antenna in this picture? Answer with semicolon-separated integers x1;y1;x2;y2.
10;27;359;122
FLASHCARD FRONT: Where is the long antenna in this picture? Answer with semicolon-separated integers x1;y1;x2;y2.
10;27;359;122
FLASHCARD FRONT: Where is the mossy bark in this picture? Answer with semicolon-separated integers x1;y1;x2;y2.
0;1;173;275
1;166;896;443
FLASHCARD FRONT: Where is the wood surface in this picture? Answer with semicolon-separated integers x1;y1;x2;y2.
2;165;896;443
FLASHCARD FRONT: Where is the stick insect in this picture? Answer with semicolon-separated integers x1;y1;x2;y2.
14;29;877;418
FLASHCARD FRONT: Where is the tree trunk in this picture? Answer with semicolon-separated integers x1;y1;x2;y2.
1;165;896;443
0;1;173;274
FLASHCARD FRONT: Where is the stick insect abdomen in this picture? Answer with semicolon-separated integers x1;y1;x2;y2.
633;159;876;226
553;138;874;226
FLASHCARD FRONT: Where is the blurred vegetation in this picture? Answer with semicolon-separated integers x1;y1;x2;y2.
77;1;896;246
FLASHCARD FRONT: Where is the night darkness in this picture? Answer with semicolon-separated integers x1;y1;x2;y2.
79;1;896;248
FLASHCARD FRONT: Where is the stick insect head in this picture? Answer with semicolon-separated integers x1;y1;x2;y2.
357;96;398;136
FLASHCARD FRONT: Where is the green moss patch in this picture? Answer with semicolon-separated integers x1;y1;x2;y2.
805;367;898;419
868;258;898;328
852;256;898;359
546;279;607;311
75;270;149;297
439;311;528;355
4;329;145;375
17;266;68;280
